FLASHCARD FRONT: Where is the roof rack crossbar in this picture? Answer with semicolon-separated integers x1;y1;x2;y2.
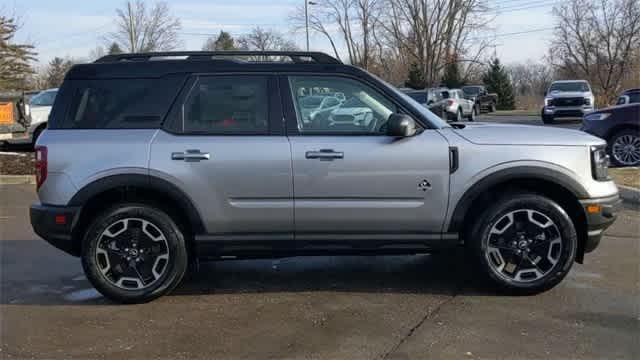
95;51;342;64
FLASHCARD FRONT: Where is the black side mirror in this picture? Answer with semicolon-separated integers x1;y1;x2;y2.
386;114;417;137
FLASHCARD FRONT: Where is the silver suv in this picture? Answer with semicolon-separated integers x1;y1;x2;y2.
542;80;595;124
30;51;620;303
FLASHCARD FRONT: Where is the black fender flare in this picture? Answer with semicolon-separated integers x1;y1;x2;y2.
68;174;205;234
448;166;589;233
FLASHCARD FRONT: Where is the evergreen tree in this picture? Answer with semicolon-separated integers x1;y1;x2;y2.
482;58;516;110
442;60;463;89
405;62;425;89
203;31;236;51
108;42;123;55
0;15;36;90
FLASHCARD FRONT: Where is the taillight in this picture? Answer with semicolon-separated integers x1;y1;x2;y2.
35;146;47;190
447;99;454;106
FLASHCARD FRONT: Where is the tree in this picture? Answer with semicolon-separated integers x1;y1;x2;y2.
109;0;181;53
405;62;425;89
237;27;298;51
442;57;464;89
483;58;515;110
550;0;640;103
202;31;236;51
108;42;123;55
0;14;36;90
43;57;74;89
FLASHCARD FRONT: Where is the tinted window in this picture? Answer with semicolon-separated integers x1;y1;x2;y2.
549;82;590;92
406;92;427;104
628;93;640;104
290;76;397;134
57;76;184;129
30;90;57;106
183;76;269;134
462;86;481;95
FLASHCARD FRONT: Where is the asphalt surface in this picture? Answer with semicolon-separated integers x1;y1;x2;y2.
1;114;639;359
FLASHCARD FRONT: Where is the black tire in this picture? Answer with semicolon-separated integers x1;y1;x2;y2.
456;109;463;122
489;103;496;113
542;114;555;124
607;128;640;167
467;106;476;121
467;193;577;295
81;204;188;304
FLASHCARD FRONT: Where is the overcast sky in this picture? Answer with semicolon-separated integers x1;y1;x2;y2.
5;0;556;67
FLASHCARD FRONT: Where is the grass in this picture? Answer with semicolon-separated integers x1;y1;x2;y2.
609;167;640;189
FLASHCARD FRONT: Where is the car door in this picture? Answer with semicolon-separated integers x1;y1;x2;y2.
282;74;451;237
149;74;293;236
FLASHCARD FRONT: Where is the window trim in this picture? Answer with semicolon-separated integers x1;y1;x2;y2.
163;73;284;136
280;73;424;137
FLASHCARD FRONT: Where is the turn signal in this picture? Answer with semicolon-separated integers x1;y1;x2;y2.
586;205;601;214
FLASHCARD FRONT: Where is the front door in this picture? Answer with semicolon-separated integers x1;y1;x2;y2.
282;75;451;236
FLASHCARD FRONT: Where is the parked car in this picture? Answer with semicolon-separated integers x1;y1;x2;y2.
542;80;595;124
327;97;374;128
615;88;640;106
0;88;56;147
461;85;497;113
441;89;476;121
581;103;640;166
401;88;446;118
31;51;619;303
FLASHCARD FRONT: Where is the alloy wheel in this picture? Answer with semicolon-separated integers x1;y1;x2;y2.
612;134;640;166
485;209;562;283
95;218;170;290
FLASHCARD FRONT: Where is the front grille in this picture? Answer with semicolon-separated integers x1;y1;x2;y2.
551;97;585;107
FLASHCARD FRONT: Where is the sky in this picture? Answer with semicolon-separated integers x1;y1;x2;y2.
4;0;557;67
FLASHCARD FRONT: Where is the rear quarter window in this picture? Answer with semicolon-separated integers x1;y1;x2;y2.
51;75;185;129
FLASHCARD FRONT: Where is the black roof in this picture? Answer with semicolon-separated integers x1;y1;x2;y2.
68;51;354;79
622;88;640;94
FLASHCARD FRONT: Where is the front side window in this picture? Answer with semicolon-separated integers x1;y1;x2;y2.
289;76;397;134
183;76;269;134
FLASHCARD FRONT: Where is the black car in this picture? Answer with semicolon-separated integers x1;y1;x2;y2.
581;103;640;166
616;88;640;105
401;88;447;118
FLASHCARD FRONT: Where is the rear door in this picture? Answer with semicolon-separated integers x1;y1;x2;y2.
282;74;451;236
149;74;293;236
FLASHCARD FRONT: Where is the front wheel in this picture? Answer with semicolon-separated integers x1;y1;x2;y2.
489;103;496;113
81;204;188;303
468;193;577;294
608;128;640;167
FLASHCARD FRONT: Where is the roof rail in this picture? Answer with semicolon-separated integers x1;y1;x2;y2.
95;51;342;64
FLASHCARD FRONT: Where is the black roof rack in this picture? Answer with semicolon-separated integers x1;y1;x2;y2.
95;51;342;65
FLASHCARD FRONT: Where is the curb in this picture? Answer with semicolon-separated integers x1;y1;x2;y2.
618;185;640;205
0;175;35;185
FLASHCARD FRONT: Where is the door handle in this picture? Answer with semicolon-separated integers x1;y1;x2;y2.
171;149;210;162
305;149;344;160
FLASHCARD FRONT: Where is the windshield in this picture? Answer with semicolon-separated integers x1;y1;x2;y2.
300;96;325;108
462;86;482;95
548;82;590;93
30;90;57;106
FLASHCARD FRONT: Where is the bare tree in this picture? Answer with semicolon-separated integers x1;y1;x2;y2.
550;0;640;103
109;0;182;53
237;27;299;51
508;61;553;97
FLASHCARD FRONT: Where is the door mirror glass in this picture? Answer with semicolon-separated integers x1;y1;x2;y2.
386;114;417;137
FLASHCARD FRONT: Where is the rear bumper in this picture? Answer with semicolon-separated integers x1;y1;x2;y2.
30;203;81;256
580;194;622;253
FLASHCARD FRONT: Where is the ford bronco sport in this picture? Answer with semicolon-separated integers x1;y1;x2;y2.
30;51;620;303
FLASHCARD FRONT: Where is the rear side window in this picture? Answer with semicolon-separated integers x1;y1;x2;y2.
54;75;184;129
182;76;269;134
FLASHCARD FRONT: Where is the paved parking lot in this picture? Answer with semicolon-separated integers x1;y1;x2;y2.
1;115;638;359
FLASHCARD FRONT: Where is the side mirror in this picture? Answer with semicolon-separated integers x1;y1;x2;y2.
386;114;417;137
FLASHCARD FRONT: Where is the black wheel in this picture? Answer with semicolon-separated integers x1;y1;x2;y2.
467;107;476;121
489;103;496;113
81;204;188;303
542;114;555;124
608;128;640;167
456;109;463;122
468;193;577;294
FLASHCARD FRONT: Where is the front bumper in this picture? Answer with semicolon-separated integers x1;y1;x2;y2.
30;203;81;256
543;106;594;117
579;194;622;253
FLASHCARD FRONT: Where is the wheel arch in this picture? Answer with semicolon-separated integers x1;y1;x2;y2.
448;166;589;263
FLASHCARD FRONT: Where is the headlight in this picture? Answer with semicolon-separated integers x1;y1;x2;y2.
584;98;591;105
544;97;552;106
591;145;610;181
584;113;611;121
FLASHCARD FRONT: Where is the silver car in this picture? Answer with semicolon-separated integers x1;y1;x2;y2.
30;51;620;303
441;89;476;121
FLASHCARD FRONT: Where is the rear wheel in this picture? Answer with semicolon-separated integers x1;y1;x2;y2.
468;193;577;294
608;128;640;166
467;106;477;121
81;204;188;303
489;103;496;113
456;109;463;122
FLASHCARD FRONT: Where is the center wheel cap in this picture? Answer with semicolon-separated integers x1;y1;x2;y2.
518;240;529;249
129;249;139;257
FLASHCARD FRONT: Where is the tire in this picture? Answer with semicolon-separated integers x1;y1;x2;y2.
489;103;496;113
542;114;555;124
456;109;462;122
467;193;577;295
608;128;640;167
467;107;476;121
81;203;188;303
